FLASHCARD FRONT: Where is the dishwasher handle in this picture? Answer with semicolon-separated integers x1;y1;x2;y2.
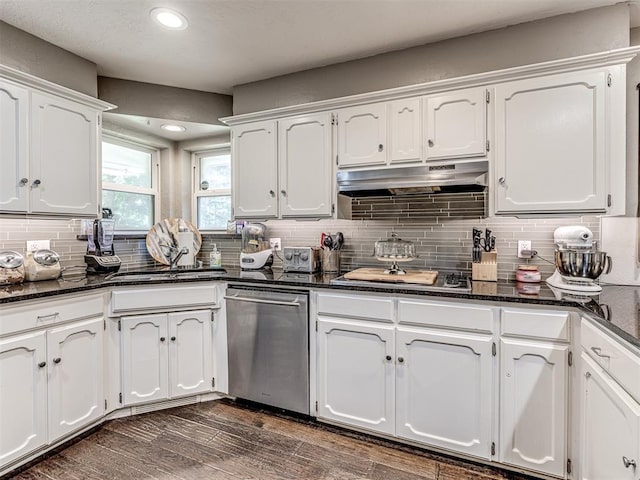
224;294;302;307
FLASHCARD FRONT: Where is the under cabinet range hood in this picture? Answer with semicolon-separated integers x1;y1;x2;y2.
337;159;488;197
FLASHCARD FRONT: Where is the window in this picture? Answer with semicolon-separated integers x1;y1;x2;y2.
101;136;159;231
193;149;232;230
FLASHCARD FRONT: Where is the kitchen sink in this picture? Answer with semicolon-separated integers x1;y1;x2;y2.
105;268;227;283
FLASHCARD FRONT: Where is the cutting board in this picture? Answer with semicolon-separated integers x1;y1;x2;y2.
344;268;438;285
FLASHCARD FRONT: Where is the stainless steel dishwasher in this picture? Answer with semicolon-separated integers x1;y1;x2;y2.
225;286;309;414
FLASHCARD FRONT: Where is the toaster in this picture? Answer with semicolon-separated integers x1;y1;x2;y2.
283;247;321;273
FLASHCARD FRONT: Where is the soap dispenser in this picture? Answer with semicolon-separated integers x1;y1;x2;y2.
209;243;222;268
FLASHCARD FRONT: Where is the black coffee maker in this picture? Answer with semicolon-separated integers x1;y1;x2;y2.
84;208;121;273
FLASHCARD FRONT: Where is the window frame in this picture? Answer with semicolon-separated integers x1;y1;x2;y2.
191;147;232;232
101;134;161;232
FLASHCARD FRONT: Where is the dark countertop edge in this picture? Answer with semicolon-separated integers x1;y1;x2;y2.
2;274;638;350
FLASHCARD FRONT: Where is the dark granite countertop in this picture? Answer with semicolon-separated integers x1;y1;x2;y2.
1;267;638;349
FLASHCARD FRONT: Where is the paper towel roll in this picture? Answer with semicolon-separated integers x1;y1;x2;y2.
176;231;195;267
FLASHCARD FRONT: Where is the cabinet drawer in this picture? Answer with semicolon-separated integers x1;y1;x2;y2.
317;292;393;322
501;308;570;341
581;318;640;402
111;284;218;314
398;299;494;332
0;293;104;337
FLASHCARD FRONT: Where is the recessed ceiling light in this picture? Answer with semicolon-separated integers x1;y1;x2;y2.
161;124;186;132
150;7;188;30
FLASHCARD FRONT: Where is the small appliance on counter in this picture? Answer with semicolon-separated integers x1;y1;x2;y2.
84;209;121;273
283;246;321;273
546;226;611;293
0;250;25;285
24;249;61;281
240;223;273;270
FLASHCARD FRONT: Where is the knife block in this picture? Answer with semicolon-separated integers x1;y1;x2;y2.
472;250;498;282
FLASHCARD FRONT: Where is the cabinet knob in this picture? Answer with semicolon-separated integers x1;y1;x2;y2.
378;144;384;152
160;337;166;342
498;177;506;184
53;357;61;364
19;178;28;186
385;355;392;361
622;456;636;468
171;336;176;341
32;179;41;187
280;190;287;196
397;357;404;363
38;361;47;368
269;190;275;197
427;139;434;147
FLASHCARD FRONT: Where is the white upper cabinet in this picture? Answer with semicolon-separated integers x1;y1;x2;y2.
278;113;332;217
388;98;422;164
30;91;99;216
424;87;487;160
0;80;29;213
336;103;387;168
0;67;111;217
232;120;279;218
493;68;616;215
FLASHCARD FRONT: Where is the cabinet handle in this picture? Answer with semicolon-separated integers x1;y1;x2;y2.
397;357;404;364
160;337;166;342
385;355;392;361
38;361;47;368
53;357;61;364
37;312;60;322
378;144;384;152
590;346;611;359
427;139;434;147
269;190;275;197
498;177;506;184
171;336;176;341
32;179;41;187
280;190;287;196
19;178;28;186
622;456;636;468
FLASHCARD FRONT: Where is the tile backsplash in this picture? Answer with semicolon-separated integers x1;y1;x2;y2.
0;205;600;281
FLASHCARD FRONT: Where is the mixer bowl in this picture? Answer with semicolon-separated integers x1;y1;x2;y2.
554;250;612;280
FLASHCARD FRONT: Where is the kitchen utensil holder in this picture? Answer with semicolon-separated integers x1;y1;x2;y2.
472;250;497;282
322;250;341;273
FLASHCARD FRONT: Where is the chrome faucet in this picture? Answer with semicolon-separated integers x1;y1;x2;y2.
160;242;190;270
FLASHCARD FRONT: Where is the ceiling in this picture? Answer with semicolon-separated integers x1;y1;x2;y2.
0;0;634;96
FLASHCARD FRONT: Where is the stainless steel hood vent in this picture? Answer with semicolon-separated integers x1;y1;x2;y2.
337;160;488;197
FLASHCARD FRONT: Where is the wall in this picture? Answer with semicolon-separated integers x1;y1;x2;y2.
98;77;232;126
232;4;629;114
0;20;97;96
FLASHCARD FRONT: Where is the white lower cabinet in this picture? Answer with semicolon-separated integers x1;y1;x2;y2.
395;327;493;459
499;338;568;477
121;310;212;406
0;331;48;466
0;316;103;468
316;318;395;435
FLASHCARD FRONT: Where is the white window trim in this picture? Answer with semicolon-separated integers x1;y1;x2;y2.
102;134;161;232
192;147;231;232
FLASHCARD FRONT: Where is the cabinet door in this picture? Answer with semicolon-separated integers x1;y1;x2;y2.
0;331;47;466
396;327;493;459
30;91;99;216
494;70;607;214
0;80;29;213
121;314;168;406
278;113;332;217
168;310;212;398
500;338;568;477
424;87;486;160
47;318;104;442
581;353;640;480
388;98;422;164
316;318;395;435
336;103;387;168
232;121;278;218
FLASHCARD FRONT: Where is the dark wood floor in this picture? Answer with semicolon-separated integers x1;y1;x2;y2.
9;400;532;480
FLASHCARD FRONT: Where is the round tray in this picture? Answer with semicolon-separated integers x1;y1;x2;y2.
146;218;202;265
